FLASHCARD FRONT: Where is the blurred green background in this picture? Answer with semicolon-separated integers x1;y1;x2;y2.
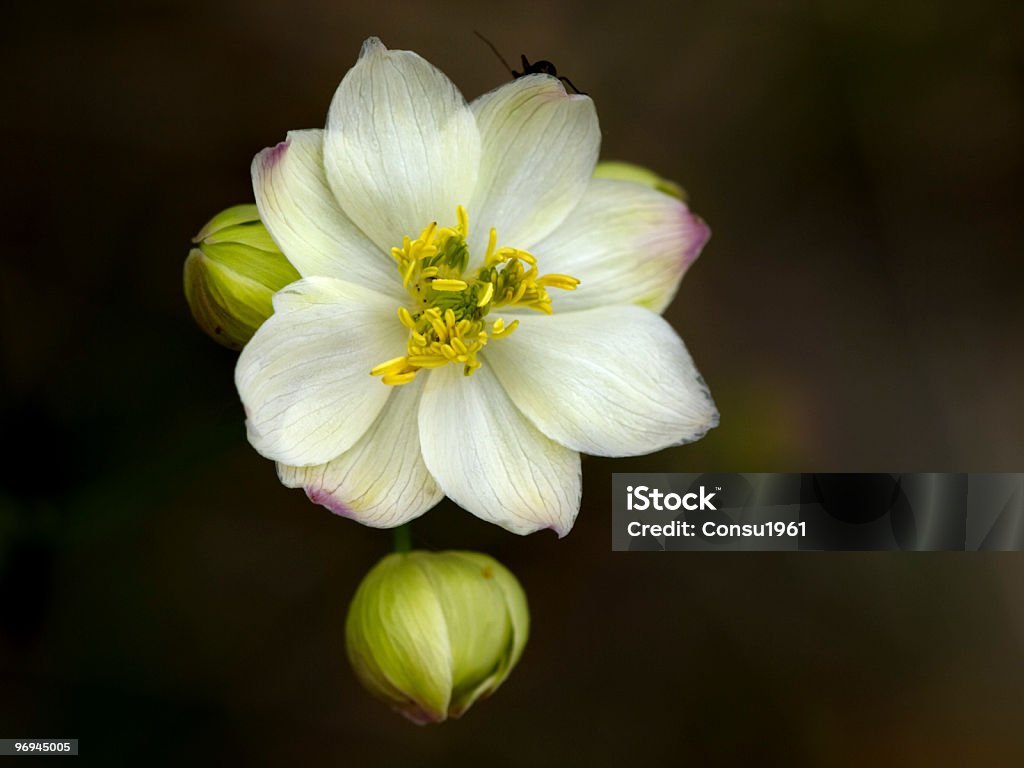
2;0;1023;764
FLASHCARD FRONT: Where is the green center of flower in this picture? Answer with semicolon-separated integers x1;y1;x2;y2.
370;206;579;386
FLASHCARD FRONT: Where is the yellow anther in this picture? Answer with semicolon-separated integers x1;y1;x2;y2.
406;355;449;368
476;281;494;307
419;221;438;244
431;278;468;292
370;357;410;377
382;371;418;386
537;274;580;290
402;259;417;288
428;313;448;340
397;307;415;328
491;318;519;338
485;228;498;264
456;205;468;235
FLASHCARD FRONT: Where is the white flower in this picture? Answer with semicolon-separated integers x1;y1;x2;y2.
236;37;718;537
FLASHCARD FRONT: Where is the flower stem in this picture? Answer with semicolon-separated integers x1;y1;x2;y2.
393;523;412;553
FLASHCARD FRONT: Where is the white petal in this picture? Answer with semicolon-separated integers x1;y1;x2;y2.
418;365;581;537
532;178;710;314
485;306;718;457
251;130;401;296
324;38;480;254
235;276;407;466
467;75;600;253
277;378;443;527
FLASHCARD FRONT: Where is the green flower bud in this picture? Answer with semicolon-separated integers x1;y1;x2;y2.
346;550;529;724
593;160;687;201
184;204;300;350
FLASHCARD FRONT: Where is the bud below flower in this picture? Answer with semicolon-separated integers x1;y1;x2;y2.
593;160;687;201
346;550;529;724
184;204;300;350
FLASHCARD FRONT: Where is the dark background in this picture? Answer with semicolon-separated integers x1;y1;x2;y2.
2;0;1023;764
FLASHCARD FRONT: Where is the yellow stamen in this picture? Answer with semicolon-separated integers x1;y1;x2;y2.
485;228;498;264
537;274;581;291
491;319;519;338
420;221;438;244
476;281;494;307
431;278;467;292
406;355;450;368
401;259;417;288
370;357;409;377
428;314;448;341
381;371;417;386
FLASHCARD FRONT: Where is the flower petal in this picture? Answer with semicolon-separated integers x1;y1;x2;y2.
442;551;529;714
324;38;480;253
418;365;581;537
467;75;600;253
235;276;407;466
345;554;453;723
252;129;401;296
485;306;718;457
277;378;443;527
532;178;710;314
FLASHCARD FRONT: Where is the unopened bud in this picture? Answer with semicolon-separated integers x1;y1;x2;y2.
184;204;300;350
346;550;529;724
593;160;687;201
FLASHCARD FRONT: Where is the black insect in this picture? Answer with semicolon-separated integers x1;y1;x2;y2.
474;31;588;96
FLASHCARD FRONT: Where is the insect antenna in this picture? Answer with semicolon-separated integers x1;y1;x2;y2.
474;30;515;76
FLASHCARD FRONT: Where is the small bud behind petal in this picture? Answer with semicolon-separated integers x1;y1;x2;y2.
593;161;687;201
346;550;529;724
184;204;300;350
